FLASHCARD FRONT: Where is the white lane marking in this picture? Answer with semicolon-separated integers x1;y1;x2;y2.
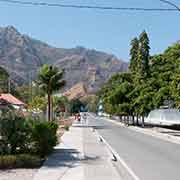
93;129;141;180
89;113;141;179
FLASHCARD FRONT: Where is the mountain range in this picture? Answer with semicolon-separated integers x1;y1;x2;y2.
0;26;128;93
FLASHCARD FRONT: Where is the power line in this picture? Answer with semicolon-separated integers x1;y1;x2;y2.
0;0;179;12
160;0;180;11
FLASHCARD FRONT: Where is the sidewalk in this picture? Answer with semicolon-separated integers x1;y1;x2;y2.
33;125;121;180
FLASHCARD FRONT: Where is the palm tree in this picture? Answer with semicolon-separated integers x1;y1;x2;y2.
38;65;65;121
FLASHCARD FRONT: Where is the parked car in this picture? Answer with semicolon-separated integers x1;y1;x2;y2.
145;108;180;126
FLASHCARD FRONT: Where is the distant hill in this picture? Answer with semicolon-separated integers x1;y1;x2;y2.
0;26;128;93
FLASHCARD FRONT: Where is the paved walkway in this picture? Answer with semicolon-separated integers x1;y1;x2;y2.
33;126;121;180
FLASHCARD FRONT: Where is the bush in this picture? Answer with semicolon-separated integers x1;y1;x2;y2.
31;121;58;157
0;110;32;155
16;154;42;168
0;154;41;169
0;155;16;169
0;109;59;158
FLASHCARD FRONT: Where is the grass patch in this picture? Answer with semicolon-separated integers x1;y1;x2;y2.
0;154;42;169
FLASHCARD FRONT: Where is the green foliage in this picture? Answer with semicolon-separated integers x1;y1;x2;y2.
138;30;150;77
0;66;19;96
0;109;58;158
53;96;70;113
16;85;30;103
31;121;58;157
15;154;42;168
0;154;41;169
16;83;45;104
28;96;47;112
129;37;139;72
99;36;180;123
102;72;134;116
0;111;32;154
171;73;180;108
0;155;16;169
38;64;65;121
81;95;99;113
70;99;84;114
38;65;65;94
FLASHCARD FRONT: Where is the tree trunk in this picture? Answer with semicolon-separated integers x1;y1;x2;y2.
127;115;130;126
119;115;122;122
136;115;139;126
132;115;135;126
123;116;126;125
142;116;145;128
48;93;51;121
51;96;53;121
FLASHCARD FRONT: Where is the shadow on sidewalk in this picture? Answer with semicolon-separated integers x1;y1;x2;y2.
42;148;101;169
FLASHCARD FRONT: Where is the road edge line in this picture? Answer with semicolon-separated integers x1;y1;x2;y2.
92;128;141;180
101;116;180;145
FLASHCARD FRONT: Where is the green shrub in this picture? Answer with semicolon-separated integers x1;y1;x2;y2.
0;109;59;158
0;155;16;169
31;121;58;157
0;111;32;155
16;154;42;168
0;154;41;169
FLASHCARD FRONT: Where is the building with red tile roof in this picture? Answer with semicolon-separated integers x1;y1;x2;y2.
0;93;26;108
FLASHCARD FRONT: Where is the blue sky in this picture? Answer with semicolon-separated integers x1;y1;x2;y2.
0;0;179;61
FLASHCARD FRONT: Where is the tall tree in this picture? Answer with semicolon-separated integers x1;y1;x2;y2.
38;65;65;121
129;37;139;73
138;31;150;77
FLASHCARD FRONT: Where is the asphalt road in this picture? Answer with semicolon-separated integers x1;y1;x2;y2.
87;113;180;180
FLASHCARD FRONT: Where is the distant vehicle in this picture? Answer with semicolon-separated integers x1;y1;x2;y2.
145;109;180;126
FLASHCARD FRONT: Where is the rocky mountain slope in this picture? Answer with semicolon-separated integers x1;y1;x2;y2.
0;26;128;92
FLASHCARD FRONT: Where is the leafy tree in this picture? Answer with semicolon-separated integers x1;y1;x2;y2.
129;37;139;72
70;99;84;114
53;96;69;112
16;85;30;103
99;38;180;128
38;65;65;121
53;96;70;119
102;73;134;122
138;31;150;77
28;96;47;112
81;95;99;113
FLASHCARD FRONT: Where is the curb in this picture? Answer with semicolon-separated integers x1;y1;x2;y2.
91;128;118;162
92;128;141;180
